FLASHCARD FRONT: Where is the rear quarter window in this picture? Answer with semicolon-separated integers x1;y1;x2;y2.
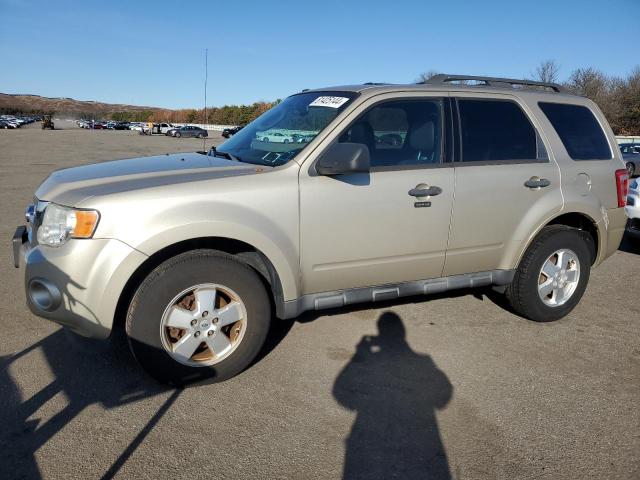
538;102;612;160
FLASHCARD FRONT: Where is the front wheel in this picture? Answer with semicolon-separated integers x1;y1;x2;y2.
126;250;271;385
175;132;181;138
505;225;593;322
626;162;635;178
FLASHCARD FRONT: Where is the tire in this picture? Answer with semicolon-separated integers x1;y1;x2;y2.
198;133;204;139
283;139;289;144
263;137;269;142
626;162;635;178
175;132;181;138
505;225;593;322
126;250;271;385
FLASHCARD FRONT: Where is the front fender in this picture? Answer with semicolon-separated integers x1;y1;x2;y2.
134;220;300;301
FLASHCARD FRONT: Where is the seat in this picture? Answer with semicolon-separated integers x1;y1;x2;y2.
403;118;437;163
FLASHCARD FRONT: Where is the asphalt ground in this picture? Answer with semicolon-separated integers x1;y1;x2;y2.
0;121;638;479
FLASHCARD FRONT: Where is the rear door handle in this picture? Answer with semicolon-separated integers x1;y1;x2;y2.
524;177;551;189
408;186;442;197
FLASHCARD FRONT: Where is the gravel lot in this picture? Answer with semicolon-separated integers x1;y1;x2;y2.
1;121;638;480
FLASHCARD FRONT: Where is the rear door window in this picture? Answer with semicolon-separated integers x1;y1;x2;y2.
538;102;612;160
457;99;539;162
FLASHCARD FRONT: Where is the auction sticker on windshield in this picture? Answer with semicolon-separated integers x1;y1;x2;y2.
309;96;350;108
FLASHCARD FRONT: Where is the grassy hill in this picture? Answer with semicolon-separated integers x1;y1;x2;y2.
0;93;160;118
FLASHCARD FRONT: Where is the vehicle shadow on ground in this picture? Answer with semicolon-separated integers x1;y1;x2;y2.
0;316;291;480
0;329;171;480
332;312;453;480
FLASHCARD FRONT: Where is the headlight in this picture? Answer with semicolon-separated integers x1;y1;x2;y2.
37;204;100;247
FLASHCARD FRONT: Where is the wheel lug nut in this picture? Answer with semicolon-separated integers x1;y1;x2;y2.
208;330;214;336
202;311;209;318
213;317;219;324
190;319;197;326
194;331;200;337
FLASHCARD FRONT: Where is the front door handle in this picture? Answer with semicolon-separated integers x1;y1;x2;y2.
409;185;442;197
524;177;551;189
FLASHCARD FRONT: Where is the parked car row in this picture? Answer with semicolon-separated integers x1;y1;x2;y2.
0;115;41;129
620;143;640;177
75;120;207;138
76;120;138;130
256;131;314;143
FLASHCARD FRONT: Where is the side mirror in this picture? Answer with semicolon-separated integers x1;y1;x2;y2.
316;142;371;176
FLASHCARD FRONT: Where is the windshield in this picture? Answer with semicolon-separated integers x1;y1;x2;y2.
215;91;357;166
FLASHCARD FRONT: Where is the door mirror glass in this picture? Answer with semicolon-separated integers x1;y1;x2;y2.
316;142;370;175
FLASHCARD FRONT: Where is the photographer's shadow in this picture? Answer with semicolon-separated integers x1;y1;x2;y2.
333;312;453;480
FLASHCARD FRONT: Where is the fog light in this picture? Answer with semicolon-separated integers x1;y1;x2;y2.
28;278;62;312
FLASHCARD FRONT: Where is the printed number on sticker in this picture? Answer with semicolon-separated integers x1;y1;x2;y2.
309;96;350;108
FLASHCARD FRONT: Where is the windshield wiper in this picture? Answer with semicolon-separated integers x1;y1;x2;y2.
209;146;243;163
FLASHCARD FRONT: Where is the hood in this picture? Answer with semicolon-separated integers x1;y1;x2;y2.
36;152;269;206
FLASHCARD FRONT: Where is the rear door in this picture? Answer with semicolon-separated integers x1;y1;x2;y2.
443;94;562;276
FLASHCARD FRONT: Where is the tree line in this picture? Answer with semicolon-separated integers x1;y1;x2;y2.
148;101;278;125
1;101;279;126
419;61;640;135
6;62;638;134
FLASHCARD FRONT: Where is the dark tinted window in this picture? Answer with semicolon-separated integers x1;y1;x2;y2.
458;99;537;162
339;99;443;168
539;102;611;160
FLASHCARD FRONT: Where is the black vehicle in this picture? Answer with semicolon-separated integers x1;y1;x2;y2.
222;125;243;138
171;126;208;138
113;122;130;130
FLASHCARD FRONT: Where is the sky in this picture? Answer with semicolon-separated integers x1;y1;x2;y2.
0;0;638;109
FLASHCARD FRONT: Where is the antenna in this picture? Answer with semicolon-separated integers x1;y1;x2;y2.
203;48;208;151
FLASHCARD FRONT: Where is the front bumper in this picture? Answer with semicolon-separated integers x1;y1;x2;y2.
14;227;148;339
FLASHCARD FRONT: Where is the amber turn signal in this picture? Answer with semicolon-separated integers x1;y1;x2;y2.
73;210;100;238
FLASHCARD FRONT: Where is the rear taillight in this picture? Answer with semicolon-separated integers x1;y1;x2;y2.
615;169;629;208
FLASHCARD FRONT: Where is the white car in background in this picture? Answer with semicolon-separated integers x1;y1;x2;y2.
259;131;295;143
157;123;175;134
625;177;640;237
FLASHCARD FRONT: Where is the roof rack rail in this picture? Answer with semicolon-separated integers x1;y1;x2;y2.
423;74;567;93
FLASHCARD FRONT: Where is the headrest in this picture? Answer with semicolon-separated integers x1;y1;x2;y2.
408;120;435;152
349;121;375;147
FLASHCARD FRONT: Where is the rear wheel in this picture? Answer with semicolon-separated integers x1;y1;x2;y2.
626;162;635;177
505;225;592;322
126;250;271;385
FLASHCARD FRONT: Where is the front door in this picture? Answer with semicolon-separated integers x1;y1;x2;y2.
299;96;455;294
